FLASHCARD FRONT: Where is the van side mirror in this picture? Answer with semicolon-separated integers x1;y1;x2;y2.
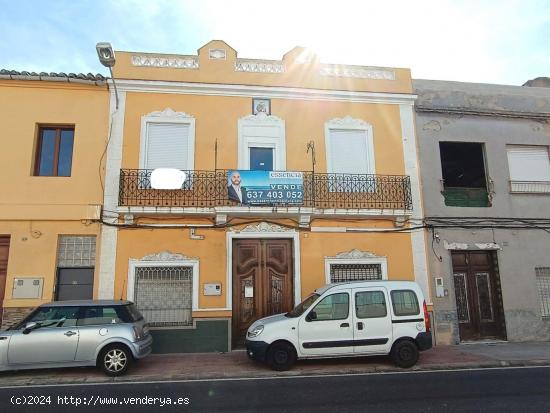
23;322;38;334
306;311;317;322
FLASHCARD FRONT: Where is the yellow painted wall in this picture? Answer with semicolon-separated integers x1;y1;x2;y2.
0;80;109;219
121;92;406;175
0;221;101;308
114;227;228;310
115;219;415;316
114;40;413;94
0;80;109;309
299;230;415;297
113;40;418;321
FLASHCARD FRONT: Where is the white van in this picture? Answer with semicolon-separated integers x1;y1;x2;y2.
245;281;432;371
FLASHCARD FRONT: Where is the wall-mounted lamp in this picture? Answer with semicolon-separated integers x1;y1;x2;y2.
96;42;116;67
96;42;119;109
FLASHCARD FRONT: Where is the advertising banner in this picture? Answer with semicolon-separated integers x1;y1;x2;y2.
227;170;304;205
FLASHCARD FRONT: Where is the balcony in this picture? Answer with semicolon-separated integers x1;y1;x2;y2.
119;169;413;211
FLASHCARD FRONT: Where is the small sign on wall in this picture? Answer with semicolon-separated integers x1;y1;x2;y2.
203;283;222;296
244;285;254;298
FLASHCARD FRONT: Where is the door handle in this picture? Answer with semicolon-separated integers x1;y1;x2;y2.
357;322;364;330
340;323;349;328
64;331;77;337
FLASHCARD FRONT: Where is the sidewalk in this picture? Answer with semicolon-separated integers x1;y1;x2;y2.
1;341;549;387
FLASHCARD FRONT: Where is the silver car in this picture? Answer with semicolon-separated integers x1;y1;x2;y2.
0;300;152;376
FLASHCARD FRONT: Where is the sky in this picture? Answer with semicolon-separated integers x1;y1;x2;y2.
1;0;549;86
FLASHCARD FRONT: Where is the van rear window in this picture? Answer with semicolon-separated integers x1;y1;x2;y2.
391;290;420;316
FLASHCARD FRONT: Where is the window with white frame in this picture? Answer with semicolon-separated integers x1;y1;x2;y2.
535;267;550;318
325;252;387;284
238;114;286;170
140;109;195;172
325;117;375;192
133;266;193;327
507;145;550;193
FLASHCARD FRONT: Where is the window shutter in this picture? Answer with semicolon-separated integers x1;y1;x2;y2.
328;129;370;174
145;123;190;170
507;146;550;181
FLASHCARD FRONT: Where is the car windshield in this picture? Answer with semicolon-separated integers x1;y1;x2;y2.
286;293;320;318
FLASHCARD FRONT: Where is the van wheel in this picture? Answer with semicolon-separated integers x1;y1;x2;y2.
98;344;133;376
267;342;296;371
391;340;419;368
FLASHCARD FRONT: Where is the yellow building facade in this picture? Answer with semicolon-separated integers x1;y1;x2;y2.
0;73;109;327
98;41;430;352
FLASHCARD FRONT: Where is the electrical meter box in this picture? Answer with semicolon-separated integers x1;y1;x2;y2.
203;283;222;296
12;277;44;299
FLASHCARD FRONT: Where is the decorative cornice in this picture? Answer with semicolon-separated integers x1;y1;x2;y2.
114;79;417;105
239;112;284;123
326;115;371;129
235;59;285;73
131;55;199;69
145;107;194;119
330;249;383;259
233;222;294;233
443;241;502;251
140;251;198;261
320;65;395;80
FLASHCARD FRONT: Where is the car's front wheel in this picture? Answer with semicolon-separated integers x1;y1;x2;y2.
98;344;133;376
267;342;296;371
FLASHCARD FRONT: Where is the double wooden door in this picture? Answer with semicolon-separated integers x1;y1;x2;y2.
452;251;506;341
0;237;10;324
232;239;293;347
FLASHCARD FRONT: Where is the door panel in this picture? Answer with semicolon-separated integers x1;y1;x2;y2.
452;251;505;341
249;147;273;171
352;288;392;354
298;291;354;356
56;268;94;301
264;241;293;315
0;237;9;324
8;327;80;364
232;239;293;347
8;306;80;364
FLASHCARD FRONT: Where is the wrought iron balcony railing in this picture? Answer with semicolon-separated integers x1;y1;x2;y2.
119;169;413;210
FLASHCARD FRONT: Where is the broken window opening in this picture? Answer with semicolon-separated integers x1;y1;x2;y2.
439;142;490;207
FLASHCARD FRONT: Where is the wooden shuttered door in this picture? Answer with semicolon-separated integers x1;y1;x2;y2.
232;239;293;347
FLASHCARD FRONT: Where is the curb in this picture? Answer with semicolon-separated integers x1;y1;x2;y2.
1;360;550;388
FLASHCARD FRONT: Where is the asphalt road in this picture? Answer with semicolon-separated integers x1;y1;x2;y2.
1;366;550;412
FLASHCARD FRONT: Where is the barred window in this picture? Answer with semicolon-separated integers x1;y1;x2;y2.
57;236;96;267
535;267;550;318
134;266;193;327
330;263;382;283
